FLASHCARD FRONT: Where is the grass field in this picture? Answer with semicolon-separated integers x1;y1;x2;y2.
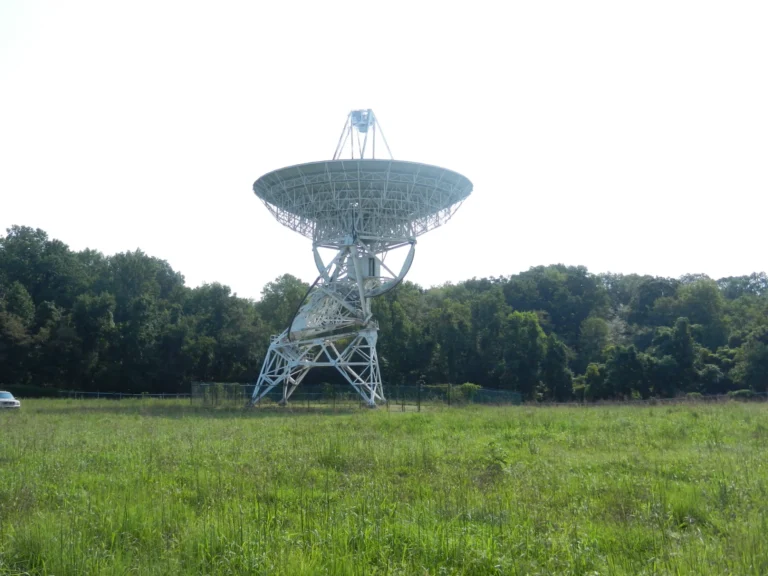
1;400;767;575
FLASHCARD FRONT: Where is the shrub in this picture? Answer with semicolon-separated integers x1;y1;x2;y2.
321;382;335;399
572;380;586;402
203;382;229;405
450;382;481;403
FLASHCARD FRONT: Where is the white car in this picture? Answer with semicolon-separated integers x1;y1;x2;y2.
0;391;21;409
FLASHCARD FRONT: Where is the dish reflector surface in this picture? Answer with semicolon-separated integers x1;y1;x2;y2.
253;159;472;244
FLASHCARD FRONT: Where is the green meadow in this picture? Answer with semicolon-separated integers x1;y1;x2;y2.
1;400;767;575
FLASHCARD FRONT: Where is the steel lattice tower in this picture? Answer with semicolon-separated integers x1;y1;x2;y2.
251;110;472;406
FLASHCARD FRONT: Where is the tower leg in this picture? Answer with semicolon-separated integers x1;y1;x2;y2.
331;329;384;407
251;327;385;407
251;333;313;405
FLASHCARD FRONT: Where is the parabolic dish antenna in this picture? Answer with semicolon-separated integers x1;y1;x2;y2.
254;159;472;247
251;109;472;406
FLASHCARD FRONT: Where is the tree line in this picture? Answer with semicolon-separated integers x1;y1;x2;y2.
1;225;766;399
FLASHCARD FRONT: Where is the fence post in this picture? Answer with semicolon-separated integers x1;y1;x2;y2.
417;384;421;413
448;383;451;407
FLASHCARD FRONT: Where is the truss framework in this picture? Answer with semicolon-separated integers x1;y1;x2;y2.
252;328;383;407
251;236;401;406
251;109;471;407
333;109;393;160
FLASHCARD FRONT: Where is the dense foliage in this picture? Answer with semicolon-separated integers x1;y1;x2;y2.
1;225;766;399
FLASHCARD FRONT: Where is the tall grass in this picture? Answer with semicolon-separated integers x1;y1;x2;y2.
1;399;767;575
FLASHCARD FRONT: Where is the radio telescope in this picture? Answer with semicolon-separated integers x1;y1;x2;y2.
251;109;472;407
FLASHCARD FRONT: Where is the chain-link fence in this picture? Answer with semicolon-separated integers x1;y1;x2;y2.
7;384;765;408
190;382;522;411
3;387;191;400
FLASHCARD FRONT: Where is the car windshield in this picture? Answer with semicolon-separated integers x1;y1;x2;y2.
0;392;13;399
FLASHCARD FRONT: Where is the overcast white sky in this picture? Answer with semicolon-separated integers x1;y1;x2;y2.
1;1;766;300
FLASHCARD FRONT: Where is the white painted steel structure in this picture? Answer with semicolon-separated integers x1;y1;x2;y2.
251;110;472;406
